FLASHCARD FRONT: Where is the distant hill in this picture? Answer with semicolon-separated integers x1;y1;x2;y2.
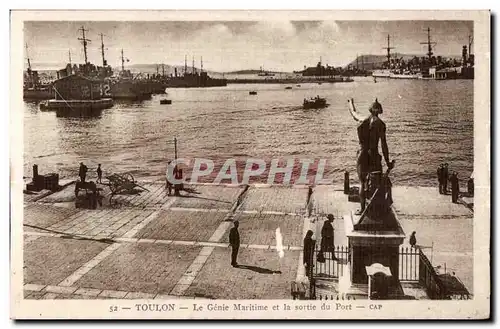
345;53;463;70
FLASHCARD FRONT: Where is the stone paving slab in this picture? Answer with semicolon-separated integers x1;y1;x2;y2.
24;236;108;286
238;186;309;214
74;243;201;295
185;248;300;299
135;210;229;242
310;186;359;219
24;203;81;232
47;208;156;238
311;185;471;219
170;185;244;210
221;213;303;247
392;186;472;218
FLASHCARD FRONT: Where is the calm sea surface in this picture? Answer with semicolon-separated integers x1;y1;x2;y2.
23;78;473;186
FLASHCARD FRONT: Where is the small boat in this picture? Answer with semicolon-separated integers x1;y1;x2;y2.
285;86;292;90
160;99;172;105
296;84;301;87
249;91;257;95
303;96;327;109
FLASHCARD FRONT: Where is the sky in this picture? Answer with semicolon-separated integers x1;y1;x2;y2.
24;20;473;72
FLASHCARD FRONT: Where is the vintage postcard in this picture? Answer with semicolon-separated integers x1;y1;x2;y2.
10;10;490;319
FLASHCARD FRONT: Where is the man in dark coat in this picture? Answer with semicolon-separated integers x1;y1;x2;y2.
229;221;240;267
437;164;444;194
320;214;337;260
303;230;315;276
79;162;88;183
409;231;417;247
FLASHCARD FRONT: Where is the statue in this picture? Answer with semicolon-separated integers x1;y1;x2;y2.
347;98;394;222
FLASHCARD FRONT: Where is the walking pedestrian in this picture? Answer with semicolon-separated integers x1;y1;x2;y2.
303;230;315;276
96;164;103;184
229;221;240;267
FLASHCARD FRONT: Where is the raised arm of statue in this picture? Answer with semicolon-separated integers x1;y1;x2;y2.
347;98;367;123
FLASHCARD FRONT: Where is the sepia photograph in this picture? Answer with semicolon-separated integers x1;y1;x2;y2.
10;10;490;319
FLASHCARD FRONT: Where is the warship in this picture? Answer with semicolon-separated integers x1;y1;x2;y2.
372;29;474;80
164;56;227;88
23;43;55;100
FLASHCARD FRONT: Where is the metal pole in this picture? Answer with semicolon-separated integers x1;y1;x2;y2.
174;137;178;160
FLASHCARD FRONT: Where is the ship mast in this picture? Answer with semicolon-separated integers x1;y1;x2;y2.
192;56;195;74
200;57;203;73
25;43;32;71
68;49;72;66
99;33;107;66
25;43;33;88
420;27;436;61
184;55;187;75
78;26;91;64
162;63;165;77
121;49;125;72
468;34;473;58
382;34;395;67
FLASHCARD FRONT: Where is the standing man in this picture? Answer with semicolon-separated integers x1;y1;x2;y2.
409;231;417;248
229;220;240;267
79;162;88;183
451;171;459;203
320;214;337;260
437;164;444;194
96;164;103;184
443;163;449;194
347;98;394;216
303;230;315;277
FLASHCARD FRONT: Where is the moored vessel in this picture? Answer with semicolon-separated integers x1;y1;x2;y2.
303;96;327;109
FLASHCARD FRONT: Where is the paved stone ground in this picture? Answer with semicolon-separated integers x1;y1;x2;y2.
22;182;473;299
75;243;202;295
185;248;300;299
221;213;303;247
135;210;228;242
24;236;108;286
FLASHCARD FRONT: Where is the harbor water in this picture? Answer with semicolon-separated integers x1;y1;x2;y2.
23;78;473;186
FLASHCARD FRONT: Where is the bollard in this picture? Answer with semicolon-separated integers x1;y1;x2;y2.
344;171;350;194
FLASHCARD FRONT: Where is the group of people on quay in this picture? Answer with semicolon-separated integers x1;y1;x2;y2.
437;163;473;203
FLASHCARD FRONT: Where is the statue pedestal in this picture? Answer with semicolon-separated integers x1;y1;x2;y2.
344;210;405;285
